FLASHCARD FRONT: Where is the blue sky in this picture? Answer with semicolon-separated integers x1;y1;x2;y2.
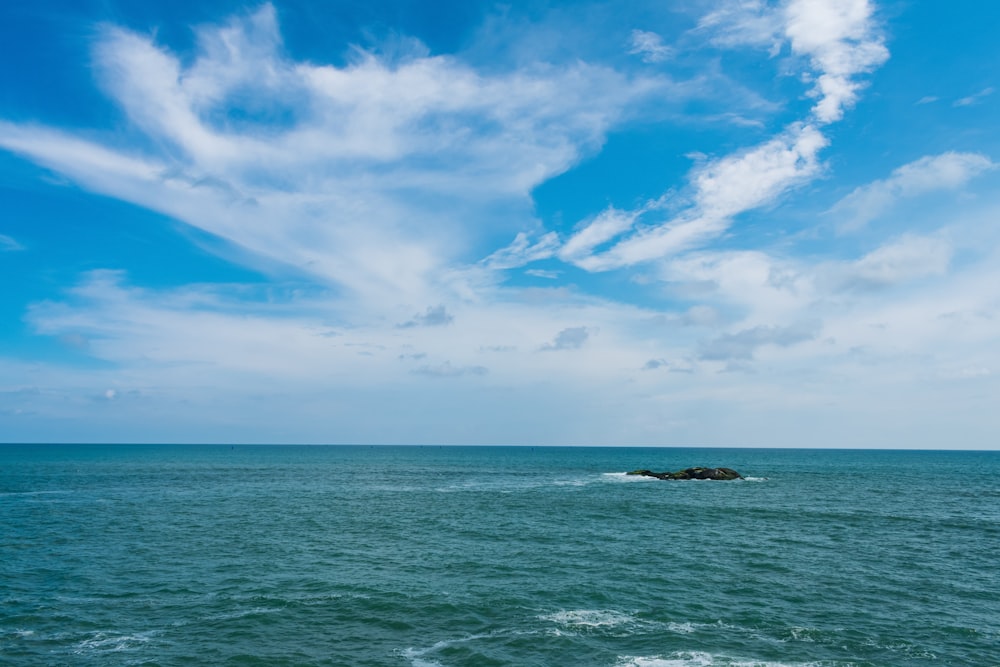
1;0;998;447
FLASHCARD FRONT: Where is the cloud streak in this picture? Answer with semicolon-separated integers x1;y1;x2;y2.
496;0;888;273
0;234;24;251
0;4;651;310
833;152;995;231
629;30;673;63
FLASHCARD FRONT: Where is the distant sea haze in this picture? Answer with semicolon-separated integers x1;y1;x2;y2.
2;445;998;666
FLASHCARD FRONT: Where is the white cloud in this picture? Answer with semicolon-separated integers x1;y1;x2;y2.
0;4;650;308
664;249;813;322
691;122;827;219
628;29;673;63
699;0;887;123
783;0;888;123
525;269;560;279
558;206;646;262
0;234;24;251
12;226;1000;447
536;0;885;272
698;0;783;52
840;234;951;289
6;2;1000;448
834;152;995;231
568;123;828;270
954;86;994;107
483;232;560;270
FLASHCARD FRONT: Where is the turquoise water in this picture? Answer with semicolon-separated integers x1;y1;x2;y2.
1;445;998;666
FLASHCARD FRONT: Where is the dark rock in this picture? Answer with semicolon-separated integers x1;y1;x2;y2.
626;467;742;481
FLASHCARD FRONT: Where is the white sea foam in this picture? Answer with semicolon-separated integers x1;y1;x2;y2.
666;622;697;634
542;609;639;628
602;472;659;483
788;626;819;642
616;654;831;667
615;652;715;667
539;609;719;639
400;648;445;667
74;631;154;653
402;629;536;666
553;478;590;486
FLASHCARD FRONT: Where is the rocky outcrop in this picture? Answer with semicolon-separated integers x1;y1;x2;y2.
626;467;742;481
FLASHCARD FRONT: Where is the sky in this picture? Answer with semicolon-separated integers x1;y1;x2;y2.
1;0;998;447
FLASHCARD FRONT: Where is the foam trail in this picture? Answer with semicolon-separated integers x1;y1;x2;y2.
602;472;659;482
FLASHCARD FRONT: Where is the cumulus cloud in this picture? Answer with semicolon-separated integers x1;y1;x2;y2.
783;0;888;123
834;152;995;231
699;0;887;123
664;250;813;323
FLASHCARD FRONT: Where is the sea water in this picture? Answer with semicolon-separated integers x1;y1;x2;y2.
1;445;998;666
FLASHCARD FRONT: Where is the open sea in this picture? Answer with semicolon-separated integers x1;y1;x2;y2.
1;445;998;666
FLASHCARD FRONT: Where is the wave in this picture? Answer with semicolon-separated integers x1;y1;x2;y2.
614;653;836;667
74;630;155;654
538;609;714;639
540;609;641;629
601;472;659;483
401;629;534;667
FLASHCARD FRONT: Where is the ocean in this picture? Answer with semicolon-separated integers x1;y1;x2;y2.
1;445;997;666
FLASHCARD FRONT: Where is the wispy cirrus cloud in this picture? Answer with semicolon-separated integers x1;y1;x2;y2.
0;4;651;311
561;123;828;271
0;234;24;251
628;29;673;63
833;152;995;231
3;1;1000;448
494;0;887;273
954;86;994;107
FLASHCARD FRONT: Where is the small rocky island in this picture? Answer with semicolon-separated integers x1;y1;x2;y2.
627;467;742;481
